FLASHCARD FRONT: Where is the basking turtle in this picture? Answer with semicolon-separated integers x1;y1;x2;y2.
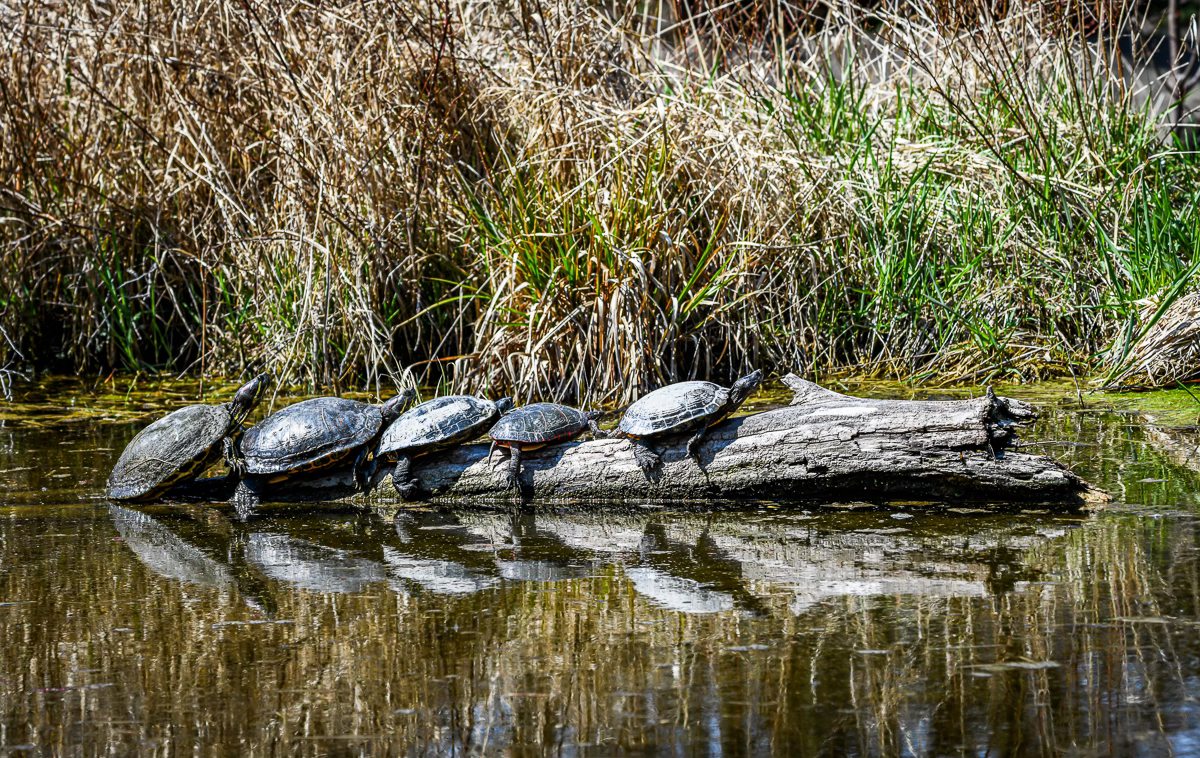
106;374;269;502
616;370;763;474
376;395;515;499
231;389;416;516
488;403;604;489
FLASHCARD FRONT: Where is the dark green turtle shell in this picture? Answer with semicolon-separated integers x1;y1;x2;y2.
618;381;729;438
377;395;501;458
489;403;589;447
106;404;234;501
241;397;381;476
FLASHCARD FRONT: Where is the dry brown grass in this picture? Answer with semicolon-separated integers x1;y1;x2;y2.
1;1;1197;399
1106;290;1200;387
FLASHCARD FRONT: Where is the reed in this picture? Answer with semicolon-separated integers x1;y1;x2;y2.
1;0;1197;399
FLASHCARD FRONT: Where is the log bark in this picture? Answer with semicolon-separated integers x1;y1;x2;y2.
200;375;1103;509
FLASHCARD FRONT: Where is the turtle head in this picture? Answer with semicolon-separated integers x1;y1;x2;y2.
380;388;417;423
728;369;764;407
494;397;515;414
583;409;607;438
229;373;270;423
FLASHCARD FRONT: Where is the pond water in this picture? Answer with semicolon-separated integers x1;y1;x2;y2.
3;379;1200;755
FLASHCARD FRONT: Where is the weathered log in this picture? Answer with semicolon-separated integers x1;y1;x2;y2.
205;375;1102;509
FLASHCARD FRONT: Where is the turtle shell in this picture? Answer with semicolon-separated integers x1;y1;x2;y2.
489;403;589;446
107;404;233;501
241;397;381;476
618;381;729;438
377;395;500;458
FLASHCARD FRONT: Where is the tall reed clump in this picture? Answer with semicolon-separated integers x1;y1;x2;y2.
1;1;1197;400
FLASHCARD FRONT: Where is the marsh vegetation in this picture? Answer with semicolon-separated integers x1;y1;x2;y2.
2;1;1199;401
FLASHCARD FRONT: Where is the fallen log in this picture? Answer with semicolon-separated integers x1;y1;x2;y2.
189;375;1103;509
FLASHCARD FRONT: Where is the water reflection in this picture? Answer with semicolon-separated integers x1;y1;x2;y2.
623;566;736;614
245;533;386;594
4;391;1200;753
383;548;499;596
107;506;1088;622
109;505;235;590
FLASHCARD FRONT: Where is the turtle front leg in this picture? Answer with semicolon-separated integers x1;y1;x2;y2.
223;436;246;478
587;419;607;439
351;447;370;491
392;456;419;500
685;429;707;463
503;446;522;490
361;456;389;492
630;438;661;476
232;478;262;522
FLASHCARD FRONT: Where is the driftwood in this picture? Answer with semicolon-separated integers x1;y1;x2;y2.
184;375;1102;509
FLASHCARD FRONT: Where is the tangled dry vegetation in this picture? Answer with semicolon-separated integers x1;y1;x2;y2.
1106;290;1200;387
1;0;1198;400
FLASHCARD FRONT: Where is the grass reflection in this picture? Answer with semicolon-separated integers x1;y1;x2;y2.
1;498;1198;754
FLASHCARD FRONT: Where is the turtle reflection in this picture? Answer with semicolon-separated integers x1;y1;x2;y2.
109;505;235;590
245;533;387;594
108;504;277;615
110;505;1076;618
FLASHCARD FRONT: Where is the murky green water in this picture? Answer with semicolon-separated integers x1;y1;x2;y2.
4;380;1200;755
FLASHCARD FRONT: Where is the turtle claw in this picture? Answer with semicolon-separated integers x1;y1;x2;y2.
351;449;371;491
394;479;418;500
502;447;523;491
223;437;246;477
391;456;419;499
632;443;660;477
502;471;520;491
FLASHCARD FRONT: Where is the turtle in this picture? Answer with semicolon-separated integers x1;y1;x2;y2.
231;389;416;517
106;373;270;502
375;394;515;499
615;369;763;475
488;403;605;490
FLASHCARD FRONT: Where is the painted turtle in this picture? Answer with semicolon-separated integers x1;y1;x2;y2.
615;369;763;474
488;402;604;490
106;374;269;502
376;394;514;499
231;389;416;517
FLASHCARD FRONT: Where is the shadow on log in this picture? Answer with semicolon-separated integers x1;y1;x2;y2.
173;375;1104;510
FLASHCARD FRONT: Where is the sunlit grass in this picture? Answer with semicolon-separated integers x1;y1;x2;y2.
1;1;1197;399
